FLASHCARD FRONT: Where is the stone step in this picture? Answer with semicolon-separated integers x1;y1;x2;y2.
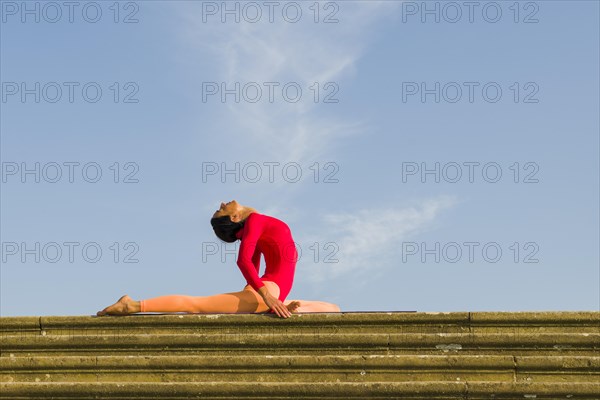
3;311;598;333
0;381;598;399
1;333;597;356
2;312;598;356
2;354;598;383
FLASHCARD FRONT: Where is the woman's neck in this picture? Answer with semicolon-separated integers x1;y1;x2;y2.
240;207;258;221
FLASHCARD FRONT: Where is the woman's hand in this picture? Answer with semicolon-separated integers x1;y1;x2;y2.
263;293;292;318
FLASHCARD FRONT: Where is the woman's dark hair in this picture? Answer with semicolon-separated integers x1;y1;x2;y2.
210;215;246;243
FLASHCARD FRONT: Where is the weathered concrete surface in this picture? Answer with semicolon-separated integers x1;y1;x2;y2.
1;311;598;399
0;381;598;399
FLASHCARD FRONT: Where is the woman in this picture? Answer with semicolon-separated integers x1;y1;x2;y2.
97;200;341;318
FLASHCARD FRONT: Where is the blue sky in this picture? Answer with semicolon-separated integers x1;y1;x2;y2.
1;0;598;316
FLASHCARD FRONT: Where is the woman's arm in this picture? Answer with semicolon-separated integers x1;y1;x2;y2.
257;286;271;298
236;214;266;292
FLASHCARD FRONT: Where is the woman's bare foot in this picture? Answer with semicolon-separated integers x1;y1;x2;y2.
286;300;301;313
284;300;341;313
96;294;140;316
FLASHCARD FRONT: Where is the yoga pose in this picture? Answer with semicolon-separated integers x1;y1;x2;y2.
97;200;341;318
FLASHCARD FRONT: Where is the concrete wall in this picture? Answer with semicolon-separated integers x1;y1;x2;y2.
1;311;598;398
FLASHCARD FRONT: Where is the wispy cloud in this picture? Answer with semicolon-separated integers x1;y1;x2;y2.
295;195;460;286
176;4;458;287
178;1;400;169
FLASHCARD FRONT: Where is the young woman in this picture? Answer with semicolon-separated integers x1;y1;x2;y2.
97;200;341;318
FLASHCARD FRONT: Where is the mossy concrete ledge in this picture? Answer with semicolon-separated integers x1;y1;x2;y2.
1;311;598;399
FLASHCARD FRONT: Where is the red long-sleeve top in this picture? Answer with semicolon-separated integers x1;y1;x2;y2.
234;212;297;296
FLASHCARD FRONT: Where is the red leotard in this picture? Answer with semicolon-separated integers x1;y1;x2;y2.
234;212;298;304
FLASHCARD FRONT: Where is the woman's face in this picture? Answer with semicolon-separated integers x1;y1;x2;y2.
212;200;239;219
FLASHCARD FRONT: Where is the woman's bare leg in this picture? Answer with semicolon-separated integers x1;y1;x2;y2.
97;282;281;316
284;300;341;313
